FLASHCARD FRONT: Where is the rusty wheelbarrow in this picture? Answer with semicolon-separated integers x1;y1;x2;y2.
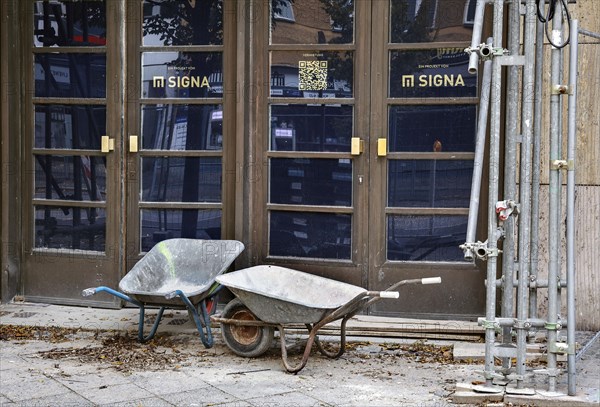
211;265;441;373
82;238;244;347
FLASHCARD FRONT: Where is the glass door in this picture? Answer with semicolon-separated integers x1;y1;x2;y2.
368;0;485;318
125;0;235;268
23;0;121;306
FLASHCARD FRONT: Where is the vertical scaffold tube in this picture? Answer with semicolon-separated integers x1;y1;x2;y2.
483;0;504;388
547;5;564;394
501;0;521;375
515;0;537;389
566;19;579;397
468;0;488;74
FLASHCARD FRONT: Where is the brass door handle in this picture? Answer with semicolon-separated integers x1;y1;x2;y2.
377;138;387;157
129;135;139;153
351;137;364;155
101;135;114;153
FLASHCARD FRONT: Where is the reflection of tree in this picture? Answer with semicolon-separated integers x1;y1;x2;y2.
390;0;437;43
36;2;105;46
143;0;223;239
271;0;295;28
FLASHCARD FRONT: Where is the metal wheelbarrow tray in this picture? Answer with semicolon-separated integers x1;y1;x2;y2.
212;265;441;373
82;238;244;348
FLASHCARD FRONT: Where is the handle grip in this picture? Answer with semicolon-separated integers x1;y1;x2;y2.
421;277;442;285
379;291;400;299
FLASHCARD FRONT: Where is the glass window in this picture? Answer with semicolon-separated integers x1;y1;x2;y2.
35;53;106;98
387;215;468;261
269;211;351;259
142;52;223;98
141;104;222;150
388;160;473;208
140;209;221;252
271;0;354;44
34;1;106;47
388;105;476;152
389;49;476;98
141;157;222;203
270;51;353;98
142;0;223;46
390;0;474;43
35;206;106;251
270;158;352;206
35;155;107;201
270;105;352;152
35;105;105;149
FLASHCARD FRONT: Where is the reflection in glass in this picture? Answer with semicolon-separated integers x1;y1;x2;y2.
387;215;468;261
270;0;354;45
142;104;222;150
389;49;476;98
34;1;106;47
143;0;223;46
35;206;106;251
270;105;352;152
140;209;221;252
388;105;476;152
35;155;106;201
141;157;222;203
269;211;351;259
390;0;474;43
142;52;223;98
388;160;473;208
270;51;353;98
35;105;105;149
35;53;106;98
270;158;352;206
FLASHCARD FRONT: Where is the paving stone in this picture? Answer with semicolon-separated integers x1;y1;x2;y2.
13;391;94;406
245;390;329;407
160;387;239;406
0;370;69;402
128;370;211;395
77;383;154;405
99;397;175;407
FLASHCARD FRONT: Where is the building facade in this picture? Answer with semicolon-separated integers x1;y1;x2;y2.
1;0;598;328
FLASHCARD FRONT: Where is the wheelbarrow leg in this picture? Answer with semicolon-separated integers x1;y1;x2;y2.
138;305;166;343
278;325;321;374
166;290;213;348
312;314;352;359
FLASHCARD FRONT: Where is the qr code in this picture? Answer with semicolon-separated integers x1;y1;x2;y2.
299;60;328;91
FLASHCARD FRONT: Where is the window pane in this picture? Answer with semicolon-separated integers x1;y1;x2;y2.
388;160;473;208
142;52;223;98
389;49;476;98
390;0;474;43
270;105;352;152
271;51;353;98
141;209;221;252
270;158;352;206
34;1;106;47
270;0;354;45
142;104;222;150
269;211;351;259
35;53;106;98
35;155;106;201
141;157;221;203
35;104;105;149
387;215;467;261
388;105;476;152
143;0;223;46
35;206;106;251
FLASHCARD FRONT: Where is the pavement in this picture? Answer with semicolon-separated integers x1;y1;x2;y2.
0;301;598;407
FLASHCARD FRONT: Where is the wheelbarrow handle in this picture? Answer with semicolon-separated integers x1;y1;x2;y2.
421;277;442;285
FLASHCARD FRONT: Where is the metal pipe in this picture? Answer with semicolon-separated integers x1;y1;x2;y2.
483;0;505;388
547;4;564;393
529;5;545;323
467;0;489;74
515;0;537;388
578;28;600;40
566;18;579;397
464;53;493;261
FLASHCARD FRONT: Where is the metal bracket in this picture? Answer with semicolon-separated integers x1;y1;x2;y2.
549;342;575;355
478;318;499;330
551;84;572;95
534;368;562;378
545;322;562;331
550;159;573;171
464;43;509;61
496;200;519;221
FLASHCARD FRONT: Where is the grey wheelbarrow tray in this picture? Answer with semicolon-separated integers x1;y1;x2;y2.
212;265;441;373
82;238;244;348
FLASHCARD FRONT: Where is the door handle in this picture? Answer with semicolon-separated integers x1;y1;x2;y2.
129;135;139;153
377;138;387;157
351;137;364;155
101;135;114;153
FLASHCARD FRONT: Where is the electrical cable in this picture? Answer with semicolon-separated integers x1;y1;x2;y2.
537;0;572;49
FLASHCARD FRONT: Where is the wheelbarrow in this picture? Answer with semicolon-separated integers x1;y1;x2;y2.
82;238;244;348
211;265;441;373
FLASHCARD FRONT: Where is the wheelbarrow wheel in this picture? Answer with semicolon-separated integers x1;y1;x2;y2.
220;299;274;358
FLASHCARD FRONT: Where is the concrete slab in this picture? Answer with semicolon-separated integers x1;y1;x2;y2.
504;392;599;406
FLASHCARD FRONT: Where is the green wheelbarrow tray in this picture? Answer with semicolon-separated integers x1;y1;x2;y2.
82;238;245;348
